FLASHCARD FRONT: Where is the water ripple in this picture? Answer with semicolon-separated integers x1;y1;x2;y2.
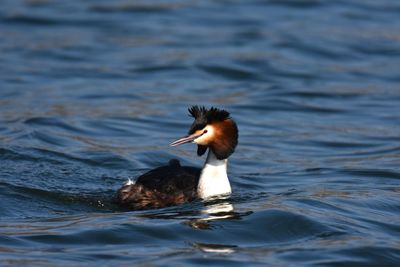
1;0;400;266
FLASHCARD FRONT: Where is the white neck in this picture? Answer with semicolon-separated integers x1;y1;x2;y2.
197;150;231;199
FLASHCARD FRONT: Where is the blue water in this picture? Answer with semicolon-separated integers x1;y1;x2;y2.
1;0;400;266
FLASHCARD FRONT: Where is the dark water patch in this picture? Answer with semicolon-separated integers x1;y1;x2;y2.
360;216;400;238
0;147;30;161
0;146;134;185
71;151;133;170
0;235;30;247
275;37;355;61
30;130;72;147
30;49;90;62
303;167;337;174
2;14;61;26
29;147;122;168
23;226;145;246
90;3;182;14
2;13;115;29
137;202;205;221
0;182;113;220
262;64;320;81
277;89;365;100
45;66;129;80
183;255;258;266
0;147;67;166
350;43;400;57
310;140;381;149
233;28;264;41
341;10;375;22
336;0;400;14
265;0;326;9
276;245;400;267
1;181;111;208
25;117;88;135
234;174;271;191
340;168;400;180
199;64;261;81
236;100;348;114
133;64;188;73
79;118;135;137
327;246;400;267
360;197;400;214
290;198;351;215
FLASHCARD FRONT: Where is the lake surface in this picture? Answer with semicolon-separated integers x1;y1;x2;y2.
1;0;400;266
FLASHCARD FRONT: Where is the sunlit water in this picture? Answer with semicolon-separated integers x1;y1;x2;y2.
1;0;400;266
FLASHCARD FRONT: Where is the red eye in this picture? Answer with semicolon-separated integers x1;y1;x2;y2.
203;130;208;134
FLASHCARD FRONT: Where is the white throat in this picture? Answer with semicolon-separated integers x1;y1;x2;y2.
197;150;231;199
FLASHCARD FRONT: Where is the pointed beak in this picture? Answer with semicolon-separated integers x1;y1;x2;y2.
170;133;203;147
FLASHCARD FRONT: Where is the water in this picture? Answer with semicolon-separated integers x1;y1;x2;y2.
1;0;400;265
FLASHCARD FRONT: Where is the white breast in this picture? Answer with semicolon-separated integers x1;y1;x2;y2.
197;150;232;199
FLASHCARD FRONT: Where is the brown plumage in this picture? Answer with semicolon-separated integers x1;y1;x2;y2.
115;160;200;210
208;119;238;160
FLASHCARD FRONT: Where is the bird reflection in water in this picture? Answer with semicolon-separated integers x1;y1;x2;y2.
186;196;253;230
187;196;252;254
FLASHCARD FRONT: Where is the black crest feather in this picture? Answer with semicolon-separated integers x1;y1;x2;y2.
188;106;206;120
188;106;230;122
188;106;230;134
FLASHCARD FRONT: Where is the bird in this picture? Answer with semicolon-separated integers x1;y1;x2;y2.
115;106;238;210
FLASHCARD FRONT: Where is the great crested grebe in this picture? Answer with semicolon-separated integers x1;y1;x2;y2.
115;106;238;210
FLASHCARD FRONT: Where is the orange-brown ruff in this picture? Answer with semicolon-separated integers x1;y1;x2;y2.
115;106;238;210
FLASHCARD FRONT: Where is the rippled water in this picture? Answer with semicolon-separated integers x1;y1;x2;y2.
1;0;400;266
